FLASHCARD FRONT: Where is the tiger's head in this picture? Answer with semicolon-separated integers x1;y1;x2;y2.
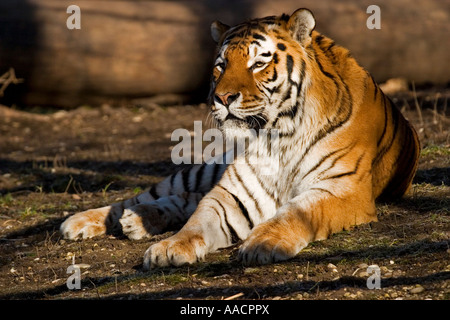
208;8;316;138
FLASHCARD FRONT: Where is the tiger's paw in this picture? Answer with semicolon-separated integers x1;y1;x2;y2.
60;207;110;240
238;222;308;265
119;204;167;240
143;233;207;269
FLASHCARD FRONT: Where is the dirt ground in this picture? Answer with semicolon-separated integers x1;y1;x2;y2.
0;85;449;301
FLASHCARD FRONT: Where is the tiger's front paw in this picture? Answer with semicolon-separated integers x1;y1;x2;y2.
143;233;207;269
60;207;111;240
238;221;308;265
119;204;167;240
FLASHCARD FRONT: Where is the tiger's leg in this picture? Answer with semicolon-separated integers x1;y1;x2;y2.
238;188;377;265
119;192;204;240
60;163;221;240
143;185;259;268
60;191;156;240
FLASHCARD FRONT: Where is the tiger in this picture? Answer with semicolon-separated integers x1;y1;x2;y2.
60;8;420;269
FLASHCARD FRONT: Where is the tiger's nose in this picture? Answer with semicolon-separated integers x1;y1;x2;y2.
215;92;240;107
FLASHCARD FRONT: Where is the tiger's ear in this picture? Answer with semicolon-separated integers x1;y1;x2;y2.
287;8;315;45
211;21;230;43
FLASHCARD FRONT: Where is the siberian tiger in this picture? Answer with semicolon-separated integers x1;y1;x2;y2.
60;8;420;268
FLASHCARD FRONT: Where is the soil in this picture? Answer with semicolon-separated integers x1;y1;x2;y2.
0;86;449;301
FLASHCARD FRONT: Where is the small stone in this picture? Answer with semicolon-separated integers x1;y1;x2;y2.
243;267;259;274
297;274;304;279
410;285;425;294
380;266;391;273
327;263;337;270
383;272;393;278
272;296;282;300
389;260;395;265
359;271;370;278
140;283;146;287
393;270;403;277
358;263;369;269
72;194;81;200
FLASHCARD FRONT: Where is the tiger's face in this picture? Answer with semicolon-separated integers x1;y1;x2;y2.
209;10;316;138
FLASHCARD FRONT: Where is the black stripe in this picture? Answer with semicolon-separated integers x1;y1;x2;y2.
149;185;160;200
372;75;379;102
252;33;266;41
373;99;400;166
325;153;365;180
211;198;240;243
302;145;351;179
277;43;286;51
268;67;277;82
315;34;324;45
274;99;299;122
169;172;177;195
264;82;282;96
261;52;271;57
273;53;279;64
217;184;254;229
286;54;294;78
231;165;263;218
377;94;388;146
297;59;306;89
182;166;192;192
244;158;279;207
317;147;354;178
316;58;337;85
209;205;229;242
194;164;206;192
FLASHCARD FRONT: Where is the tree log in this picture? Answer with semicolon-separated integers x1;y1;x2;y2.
0;0;448;108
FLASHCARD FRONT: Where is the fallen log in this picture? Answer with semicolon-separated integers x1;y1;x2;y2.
0;0;448;108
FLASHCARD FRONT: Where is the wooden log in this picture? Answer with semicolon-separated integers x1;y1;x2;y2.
0;0;448;108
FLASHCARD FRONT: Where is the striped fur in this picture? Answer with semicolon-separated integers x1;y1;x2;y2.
60;9;420;268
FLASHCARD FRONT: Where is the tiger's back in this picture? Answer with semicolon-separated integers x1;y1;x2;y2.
300;28;420;203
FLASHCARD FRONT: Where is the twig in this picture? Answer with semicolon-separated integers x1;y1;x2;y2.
433;93;440;125
0;68;23;97
64;175;74;194
306;261;310;281
224;292;244;300
411;81;424;127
